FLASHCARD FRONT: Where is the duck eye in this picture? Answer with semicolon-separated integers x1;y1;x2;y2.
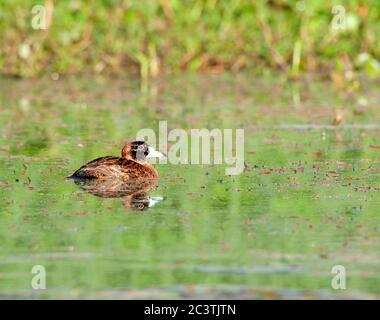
137;145;145;151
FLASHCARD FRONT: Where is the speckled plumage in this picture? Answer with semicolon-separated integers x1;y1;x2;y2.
68;141;160;181
69;156;158;180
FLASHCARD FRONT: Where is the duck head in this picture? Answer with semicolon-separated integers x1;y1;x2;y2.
121;141;165;163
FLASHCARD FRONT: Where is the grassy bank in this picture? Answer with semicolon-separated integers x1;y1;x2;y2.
0;0;380;79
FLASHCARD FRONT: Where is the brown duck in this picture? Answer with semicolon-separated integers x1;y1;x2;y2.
68;141;165;181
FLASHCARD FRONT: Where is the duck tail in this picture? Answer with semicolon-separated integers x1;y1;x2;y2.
65;174;77;180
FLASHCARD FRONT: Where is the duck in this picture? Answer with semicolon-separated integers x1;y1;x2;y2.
68;141;165;181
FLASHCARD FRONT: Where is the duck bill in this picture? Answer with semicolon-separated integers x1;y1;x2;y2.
146;147;166;158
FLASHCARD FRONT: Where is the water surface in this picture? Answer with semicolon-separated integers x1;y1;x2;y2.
0;74;379;299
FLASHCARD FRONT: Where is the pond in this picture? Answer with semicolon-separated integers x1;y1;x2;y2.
0;73;379;299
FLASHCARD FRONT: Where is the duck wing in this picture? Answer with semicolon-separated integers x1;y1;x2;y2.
68;156;120;179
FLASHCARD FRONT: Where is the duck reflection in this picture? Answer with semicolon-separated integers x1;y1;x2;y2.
72;177;163;211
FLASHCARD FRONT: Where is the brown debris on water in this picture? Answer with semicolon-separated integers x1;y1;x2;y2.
332;111;343;126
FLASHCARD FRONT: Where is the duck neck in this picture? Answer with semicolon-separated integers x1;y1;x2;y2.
142;162;158;178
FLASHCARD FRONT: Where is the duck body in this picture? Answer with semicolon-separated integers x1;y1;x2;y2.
68;141;164;181
69;156;158;180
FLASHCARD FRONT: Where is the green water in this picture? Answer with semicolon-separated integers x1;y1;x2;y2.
0;74;379;299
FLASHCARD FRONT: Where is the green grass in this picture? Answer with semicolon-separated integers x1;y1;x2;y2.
0;0;380;79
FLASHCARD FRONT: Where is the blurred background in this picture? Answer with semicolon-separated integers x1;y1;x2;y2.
1;0;379;82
